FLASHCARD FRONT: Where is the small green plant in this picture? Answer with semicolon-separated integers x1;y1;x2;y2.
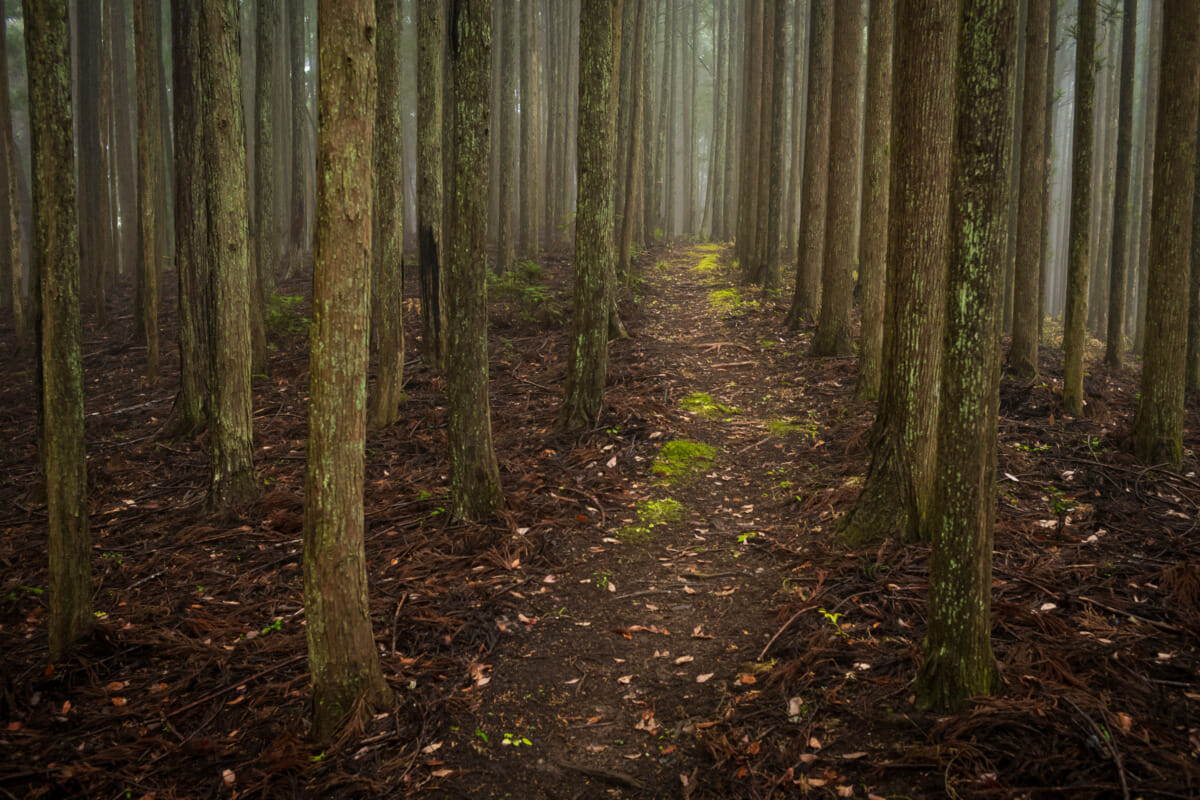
475;729;490;744
266;294;309;334
261;617;283;635
818;607;849;637
1;585;43;604
592;570;612;589
501;732;533;747
732;530;759;558
617;497;686;543
651;439;717;484
100;552;125;564
1046;487;1076;516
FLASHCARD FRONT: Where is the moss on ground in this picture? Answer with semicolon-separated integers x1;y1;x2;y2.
679;391;739;419
652;439;717;484
617;497;686;544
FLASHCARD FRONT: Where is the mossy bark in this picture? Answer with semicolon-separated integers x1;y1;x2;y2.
562;0;620;431
168;0;210;437
1062;0;1096;416
201;0;259;510
304;0;393;744
417;0;446;370
855;0;894;401
445;0;504;522
786;0;831;329
368;0;405;431
1007;0;1049;382
0;12;28;353
253;0;281;374
913;0;1015;713
1103;0;1137;370
1186;101;1200;393
1133;0;1199;472
840;0;957;547
133;0;162;381
25;0;94;659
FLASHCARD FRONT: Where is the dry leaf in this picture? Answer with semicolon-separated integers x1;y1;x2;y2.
421;742;443;754
431;768;454;778
618;675;633;684
105;681;125;692
60;700;71;714
842;751;867;760
674;655;694;665
738;674;757;685
746;740;761;755
634;710;661;732
799;753;819;764
837;785;854;797
692;625;713;639
809;736;822;750
696;673;714;683
221;769;236;787
1117;712;1133;733
111;697;128;707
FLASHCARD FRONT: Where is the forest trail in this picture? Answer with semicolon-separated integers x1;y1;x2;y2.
432;244;855;798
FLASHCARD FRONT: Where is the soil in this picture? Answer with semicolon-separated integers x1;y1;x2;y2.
1;245;1198;800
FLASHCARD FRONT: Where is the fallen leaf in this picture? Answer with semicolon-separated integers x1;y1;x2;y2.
634;710;661;733
607;582;617;593
6;722;21;731
585;744;607;754
746;740;761;755
738;674;757;685
692;625;713;639
695;720;720;730
618;675;633;684
105;681;126;692
627;624;671;636
696;673;714;683
111;697;128;707
606;455;618;468
518;613;537;625
674;655;694;665
661;744;677;755
799;753;819;764
837;785;854;797
841;751;867;760
431;768;454;778
60;700;71;714
221;769;236;787
421;742;443;754
1117;713;1133;733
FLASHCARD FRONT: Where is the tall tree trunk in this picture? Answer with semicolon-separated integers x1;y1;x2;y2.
202;0;259;510
1133;0;1199;471
168;0;209;436
563;0;620;430
252;0;280;375
786;0;831;328
288;0;309;274
1133;1;1162;356
617;0;645;276
1189;102;1200;392
736;0;763;275
75;0;103;324
25;0;93;660
111;0;138;289
914;0;1014;714
134;0;162;380
1037;0;1057;345
1104;0;1137;368
496;0;516;274
1007;0;1049;380
519;0;541;257
417;0;446;369
811;0;865;356
305;0;393;743
1063;0;1096;415
840;0;957;546
445;0;503;521
757;0;786;289
784;0;806;250
855;0;894;399
368;0;405;430
0;12;28;351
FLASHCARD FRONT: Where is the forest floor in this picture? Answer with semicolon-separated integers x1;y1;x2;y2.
0;244;1198;800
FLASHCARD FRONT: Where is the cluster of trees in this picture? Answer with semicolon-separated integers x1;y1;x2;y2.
8;0;1200;736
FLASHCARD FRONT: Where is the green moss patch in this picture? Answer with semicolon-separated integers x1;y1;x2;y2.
617;497;686;544
652;439;717;483
708;288;757;314
678;391;739;419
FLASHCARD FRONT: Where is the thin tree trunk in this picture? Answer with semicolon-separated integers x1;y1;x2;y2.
134;0;162;380
0;12;28;351
417;0;446;369
618;0;645;276
1104;0;1137;368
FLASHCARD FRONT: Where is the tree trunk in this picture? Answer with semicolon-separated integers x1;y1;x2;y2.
840;0;957;546
417;0;446;370
736;0;763;271
496;0;516;274
759;0;787;289
1104;0;1138;368
1037;0;1057;345
134;0;161;380
1062;0;1096;415
1189;103;1200;392
202;0;259;510
784;0;806;250
288;0;309;275
75;0;103;324
855;0;894;399
168;0;209;436
304;0;394;743
519;0;541;257
445;0;503;521
913;0;1014;713
1007;0;1049;381
563;0;620;430
617;0;645;276
0;12;28;352
1133;0;1199;471
368;0;405;430
25;0;93;660
811;0;865;357
786;0;831;328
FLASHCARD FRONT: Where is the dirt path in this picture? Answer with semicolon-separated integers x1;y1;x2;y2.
429;245;846;798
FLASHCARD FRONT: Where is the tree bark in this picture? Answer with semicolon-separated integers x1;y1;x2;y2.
855;0;894;399
519;0;542;257
913;0;1015;714
202;0;259;510
1007;0;1049;381
786;0;831;328
1062;0;1096;415
417;0;446;370
445;0;503;521
0;12;28;352
840;0;957;546
811;0;865;357
496;0;516;274
1133;0;1199;471
25;0;93;660
134;0;162;380
1104;0;1138;369
617;0;645;276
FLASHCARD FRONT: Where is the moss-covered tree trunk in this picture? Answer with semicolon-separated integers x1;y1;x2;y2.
913;0;1015;713
495;0;517;275
1104;0;1137;369
840;0;957;547
786;0;831;329
1133;0;1199;472
1189;107;1200;392
1007;0;1049;381
134;0;162;381
855;0;894;400
168;0;209;437
368;0;405;431
0;11;28;353
25;0;94;659
811;0;865;357
304;0;394;742
417;0;446;370
445;0;503;521
562;0;620;431
201;0;259;510
1062;0;1096;415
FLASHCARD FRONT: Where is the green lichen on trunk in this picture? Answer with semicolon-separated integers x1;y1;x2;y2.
1133;0;1199;471
561;0;620;431
26;0;94;659
445;0;504;521
304;0;393;744
914;0;1015;713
